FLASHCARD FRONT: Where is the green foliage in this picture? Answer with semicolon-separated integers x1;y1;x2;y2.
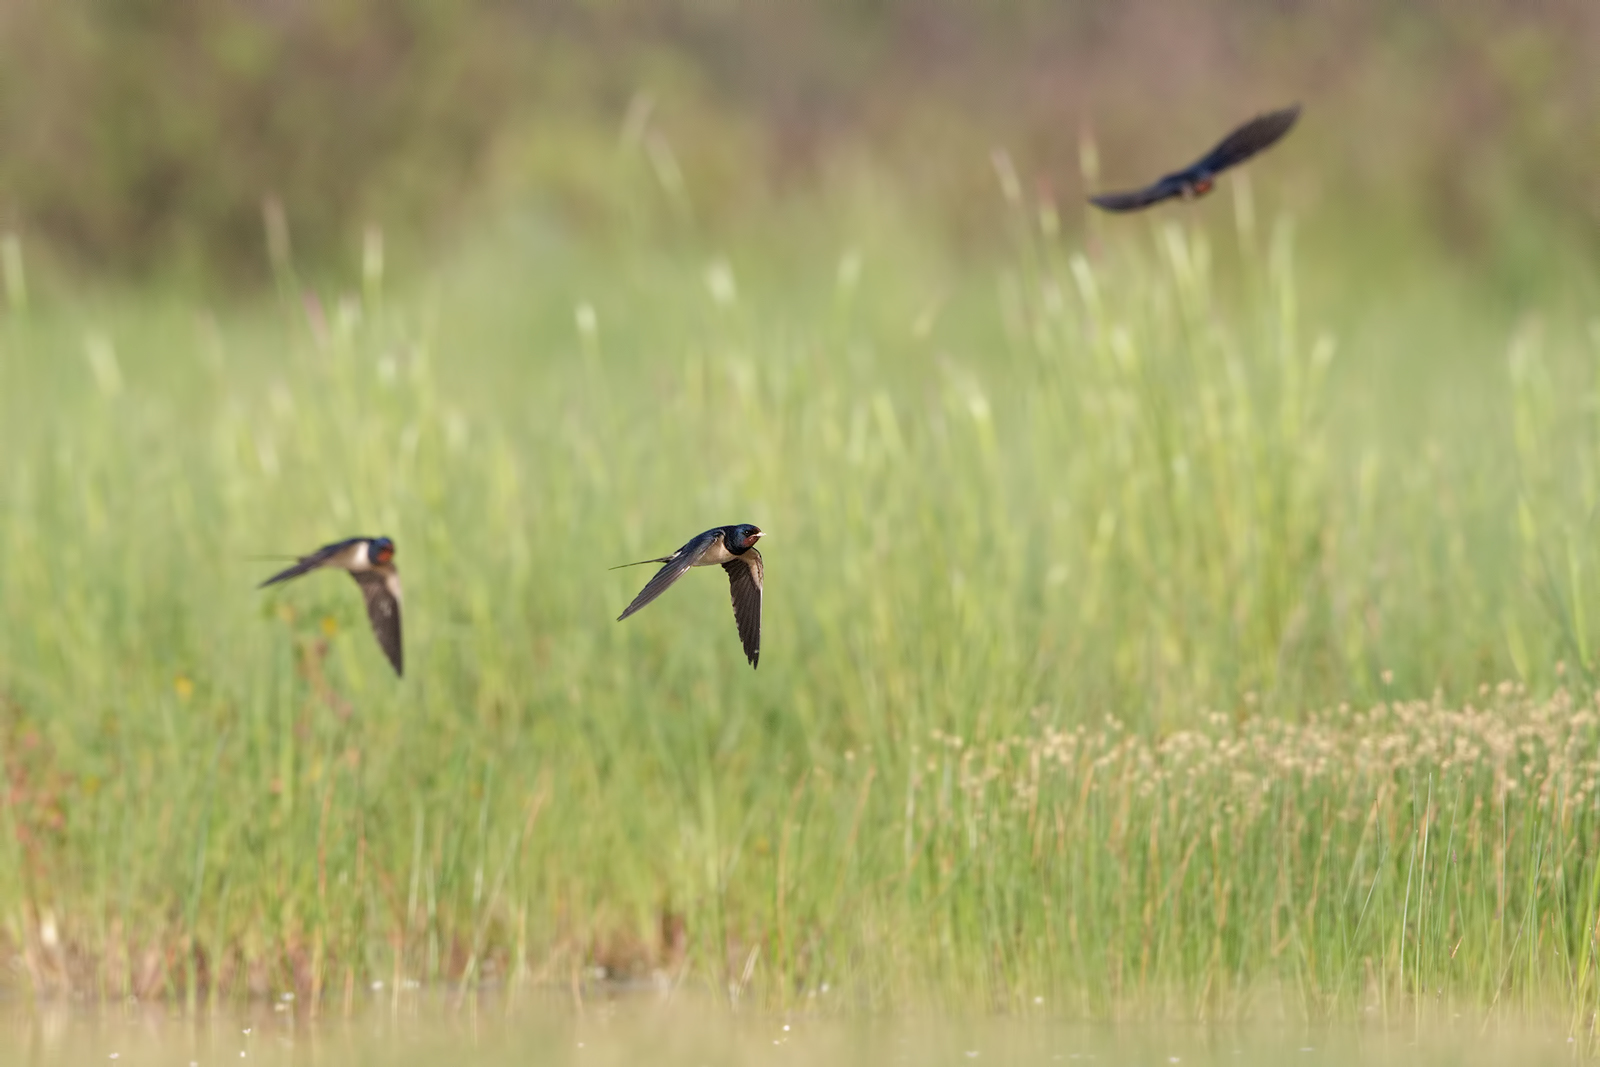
2;0;1599;286
0;1;525;279
1;144;1599;1021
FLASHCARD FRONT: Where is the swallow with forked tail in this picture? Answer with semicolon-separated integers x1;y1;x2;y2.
615;524;764;668
1089;104;1301;212
259;536;403;676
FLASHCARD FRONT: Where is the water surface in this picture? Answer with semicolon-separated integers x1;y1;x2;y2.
0;997;1582;1066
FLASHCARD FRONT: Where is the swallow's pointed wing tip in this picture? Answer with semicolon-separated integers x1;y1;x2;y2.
723;553;763;670
616;534;718;621
354;571;404;679
615;571;671;622
1245;103;1302;132
1205;105;1303;172
257;540;360;587
616;575;675;621
1088;185;1172;213
383;611;404;676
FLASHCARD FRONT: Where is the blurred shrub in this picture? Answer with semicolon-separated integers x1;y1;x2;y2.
0;0;1594;284
0;0;532;281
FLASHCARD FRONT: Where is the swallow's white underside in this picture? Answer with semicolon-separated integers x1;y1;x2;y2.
326;541;362;569
329;540;375;570
691;534;737;566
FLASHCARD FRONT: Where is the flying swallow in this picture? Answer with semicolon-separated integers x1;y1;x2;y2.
615;524;764;668
259;536;403;676
1088;104;1300;212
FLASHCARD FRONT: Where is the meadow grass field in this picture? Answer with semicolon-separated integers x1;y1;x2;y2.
2;145;1600;1031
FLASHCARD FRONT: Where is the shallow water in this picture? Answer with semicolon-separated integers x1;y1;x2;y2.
0;996;1584;1066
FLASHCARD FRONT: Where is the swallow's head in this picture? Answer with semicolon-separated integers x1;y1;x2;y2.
727;524;764;552
1190;176;1215;197
369;537;396;566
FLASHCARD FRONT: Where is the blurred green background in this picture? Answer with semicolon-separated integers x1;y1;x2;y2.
0;0;1596;290
4;0;1600;1015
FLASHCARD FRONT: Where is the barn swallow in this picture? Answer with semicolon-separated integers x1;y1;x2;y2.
1089;104;1300;212
259;536;403;676
615;524;764;668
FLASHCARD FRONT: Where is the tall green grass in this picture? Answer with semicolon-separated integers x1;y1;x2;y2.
1;162;1598;1023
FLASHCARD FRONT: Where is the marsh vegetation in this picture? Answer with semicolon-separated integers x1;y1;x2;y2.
0;0;1599;1040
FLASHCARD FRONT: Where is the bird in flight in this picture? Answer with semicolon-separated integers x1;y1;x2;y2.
1088;104;1300;212
259;536;404;676
615;524;765;668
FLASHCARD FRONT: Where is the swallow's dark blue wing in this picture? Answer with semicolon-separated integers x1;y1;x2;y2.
722;549;762;668
1196;104;1300;175
1090;105;1299;214
352;569;403;676
258;537;367;587
616;529;720;621
1089;176;1186;213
